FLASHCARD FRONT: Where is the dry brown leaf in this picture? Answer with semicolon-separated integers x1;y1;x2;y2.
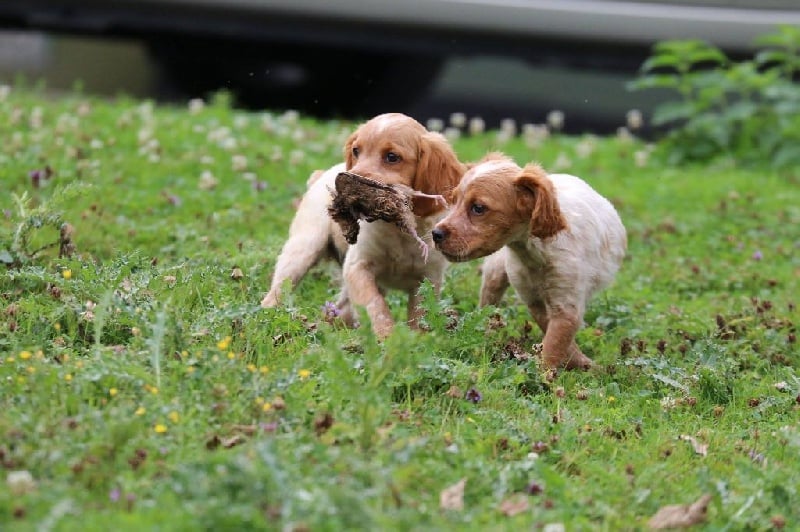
498;494;530;516
679;435;708;456
440;478;467;511
648;494;713;529
221;435;246;449
230;424;258;436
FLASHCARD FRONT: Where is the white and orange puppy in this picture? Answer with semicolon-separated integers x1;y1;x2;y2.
432;153;626;370
262;113;465;338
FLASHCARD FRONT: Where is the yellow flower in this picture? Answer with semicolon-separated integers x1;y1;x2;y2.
217;336;232;350
135;406;146;416
54;323;61;331
254;397;264;405
227;351;236;360
154;424;167;434
298;369;311;380
19;351;32;360
168;411;180;423
246;363;256;372
259;366;269;375
26;366;35;374
6;356;15;363
64;373;72;382
62;269;72;280
262;402;272;412
150;386;158;395
109;388;118;397
608;396;616;403
186;366;195;374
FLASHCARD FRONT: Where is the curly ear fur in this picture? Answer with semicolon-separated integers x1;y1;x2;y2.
514;163;567;239
413;132;465;217
343;130;358;170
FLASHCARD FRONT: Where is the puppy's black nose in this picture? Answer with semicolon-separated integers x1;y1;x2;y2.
431;227;447;244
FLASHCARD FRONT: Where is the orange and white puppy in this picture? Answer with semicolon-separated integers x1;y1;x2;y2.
262;113;465;338
339;113;465;338
432;153;626;370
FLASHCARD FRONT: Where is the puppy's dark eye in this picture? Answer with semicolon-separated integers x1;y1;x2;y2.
352;147;360;158
470;203;487;215
384;152;401;164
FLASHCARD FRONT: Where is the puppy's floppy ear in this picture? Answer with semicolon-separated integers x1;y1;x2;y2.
514;163;567;239
343;129;358;170
413;132;465;216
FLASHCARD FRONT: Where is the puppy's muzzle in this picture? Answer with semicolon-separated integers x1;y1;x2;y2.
431;227;448;245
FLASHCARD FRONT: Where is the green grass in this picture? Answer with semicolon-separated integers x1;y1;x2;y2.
1;86;798;531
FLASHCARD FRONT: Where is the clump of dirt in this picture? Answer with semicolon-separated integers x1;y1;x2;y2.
328;172;445;261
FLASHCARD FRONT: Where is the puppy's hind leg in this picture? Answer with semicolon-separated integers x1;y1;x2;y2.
261;230;331;308
479;250;510;307
261;185;342;308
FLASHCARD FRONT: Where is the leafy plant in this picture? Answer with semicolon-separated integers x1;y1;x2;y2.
0;184;85;268
630;26;800;167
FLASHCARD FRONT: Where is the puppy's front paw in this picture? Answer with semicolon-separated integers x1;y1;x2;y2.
261;292;278;308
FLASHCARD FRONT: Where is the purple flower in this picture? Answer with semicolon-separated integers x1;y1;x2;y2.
253;180;268;192
29;169;42;188
109;488;121;502
166;194;182;206
752;250;763;261
465;387;482;404
322;301;341;322
261;421;278;433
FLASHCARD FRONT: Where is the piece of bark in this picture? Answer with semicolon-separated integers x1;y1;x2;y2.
328;171;445;261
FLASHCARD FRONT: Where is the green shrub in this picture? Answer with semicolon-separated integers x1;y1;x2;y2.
630;26;800;167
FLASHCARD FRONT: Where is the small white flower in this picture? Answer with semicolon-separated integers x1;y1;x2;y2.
7;470;36;495
522;123;549;148
289;149;305;166
575;136;597;159
188;98;205;114
426;118;444;132
233;115;249;129
546;110;565;131
199;170;218;190
0;85;10;101
443;127;461;142
90;139;104;150
449;112;467;128
495;130;513;145
280;109;300;125
232;154;248;172
221;137;238;151
551;152;572;171
634;150;650;168
468;117;485;136
626;109;644;130
616;126;634;144
660;396;677;410
500;118;517;137
77;102;92;116
29;107;43;129
200;155;214;165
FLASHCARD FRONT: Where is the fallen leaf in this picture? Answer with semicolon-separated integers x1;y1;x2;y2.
648;494;713;529
440;478;466;511
498;494;530;516
679;435;708;456
230;424;258;436
221;435;246;449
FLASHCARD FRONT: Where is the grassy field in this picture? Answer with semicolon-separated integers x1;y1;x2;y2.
1;87;799;531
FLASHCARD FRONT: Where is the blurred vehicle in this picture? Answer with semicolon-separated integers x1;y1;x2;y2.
1;1;799;121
